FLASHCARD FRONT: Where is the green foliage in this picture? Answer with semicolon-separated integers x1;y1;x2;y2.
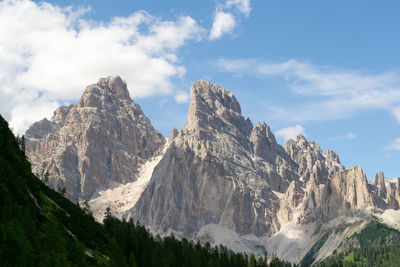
351;221;400;246
317;244;400;267
316;222;400;267
0;114;103;266
342;251;355;263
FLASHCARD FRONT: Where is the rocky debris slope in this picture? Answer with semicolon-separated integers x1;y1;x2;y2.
25;76;165;201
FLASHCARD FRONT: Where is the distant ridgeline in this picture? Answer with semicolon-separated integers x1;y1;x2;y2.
0;113;297;266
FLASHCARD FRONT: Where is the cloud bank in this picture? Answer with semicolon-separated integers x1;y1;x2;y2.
0;0;204;134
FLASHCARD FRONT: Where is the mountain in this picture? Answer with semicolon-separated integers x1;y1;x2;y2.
25;76;165;202
26;76;400;264
1;113;290;267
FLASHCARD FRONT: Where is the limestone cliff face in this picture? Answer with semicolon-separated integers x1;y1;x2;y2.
368;173;400;210
328;166;374;212
285;135;344;184
25;76;165;201
131;80;295;237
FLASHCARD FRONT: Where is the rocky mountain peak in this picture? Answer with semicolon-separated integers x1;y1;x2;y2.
329;166;374;211
190;80;241;113
326;149;340;163
284;134;344;182
296;134;307;144
373;172;385;185
78;75;131;108
373;172;387;199
100;75;130;98
25;76;165;201
186;80;252;137
250;122;286;162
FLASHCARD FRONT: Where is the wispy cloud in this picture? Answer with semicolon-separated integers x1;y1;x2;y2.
329;133;357;141
215;58;400;122
387;106;400;150
0;0;204;134
225;0;251;17
385;138;400;151
174;91;189;103
275;124;305;142
393;106;400;123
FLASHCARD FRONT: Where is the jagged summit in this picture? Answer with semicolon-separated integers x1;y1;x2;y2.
25;76;165;201
186;80;253;142
284;133;344;182
189;80;241;113
78;75;131;108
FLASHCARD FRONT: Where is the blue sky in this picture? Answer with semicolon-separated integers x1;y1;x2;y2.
0;0;399;179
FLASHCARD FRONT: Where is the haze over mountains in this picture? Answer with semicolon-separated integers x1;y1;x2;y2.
25;76;400;264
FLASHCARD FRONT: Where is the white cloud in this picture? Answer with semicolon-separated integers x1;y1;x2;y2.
275;124;305;142
329;133;357;141
215;58;400;122
385;138;400;150
10;98;60;134
208;0;251;40
225;0;251;17
0;0;204;134
174;91;189;103
209;11;236;40
393;106;400;123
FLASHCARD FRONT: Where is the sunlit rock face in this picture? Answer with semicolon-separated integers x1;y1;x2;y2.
25;76;165;201
131;80;299;237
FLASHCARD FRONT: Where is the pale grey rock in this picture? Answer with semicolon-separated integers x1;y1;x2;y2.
284;135;345;184
25;76;165;201
373;172;387;199
279;181;305;222
131;80;294;237
250;122;298;191
328;166;374;213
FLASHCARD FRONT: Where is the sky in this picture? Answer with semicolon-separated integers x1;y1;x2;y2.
0;0;399;179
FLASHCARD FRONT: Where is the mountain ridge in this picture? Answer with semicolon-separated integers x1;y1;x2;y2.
25;75;400;264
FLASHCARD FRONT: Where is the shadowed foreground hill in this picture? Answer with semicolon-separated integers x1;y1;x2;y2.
0;113;294;266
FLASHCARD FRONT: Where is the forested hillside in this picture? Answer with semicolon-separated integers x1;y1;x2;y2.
316;222;400;266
